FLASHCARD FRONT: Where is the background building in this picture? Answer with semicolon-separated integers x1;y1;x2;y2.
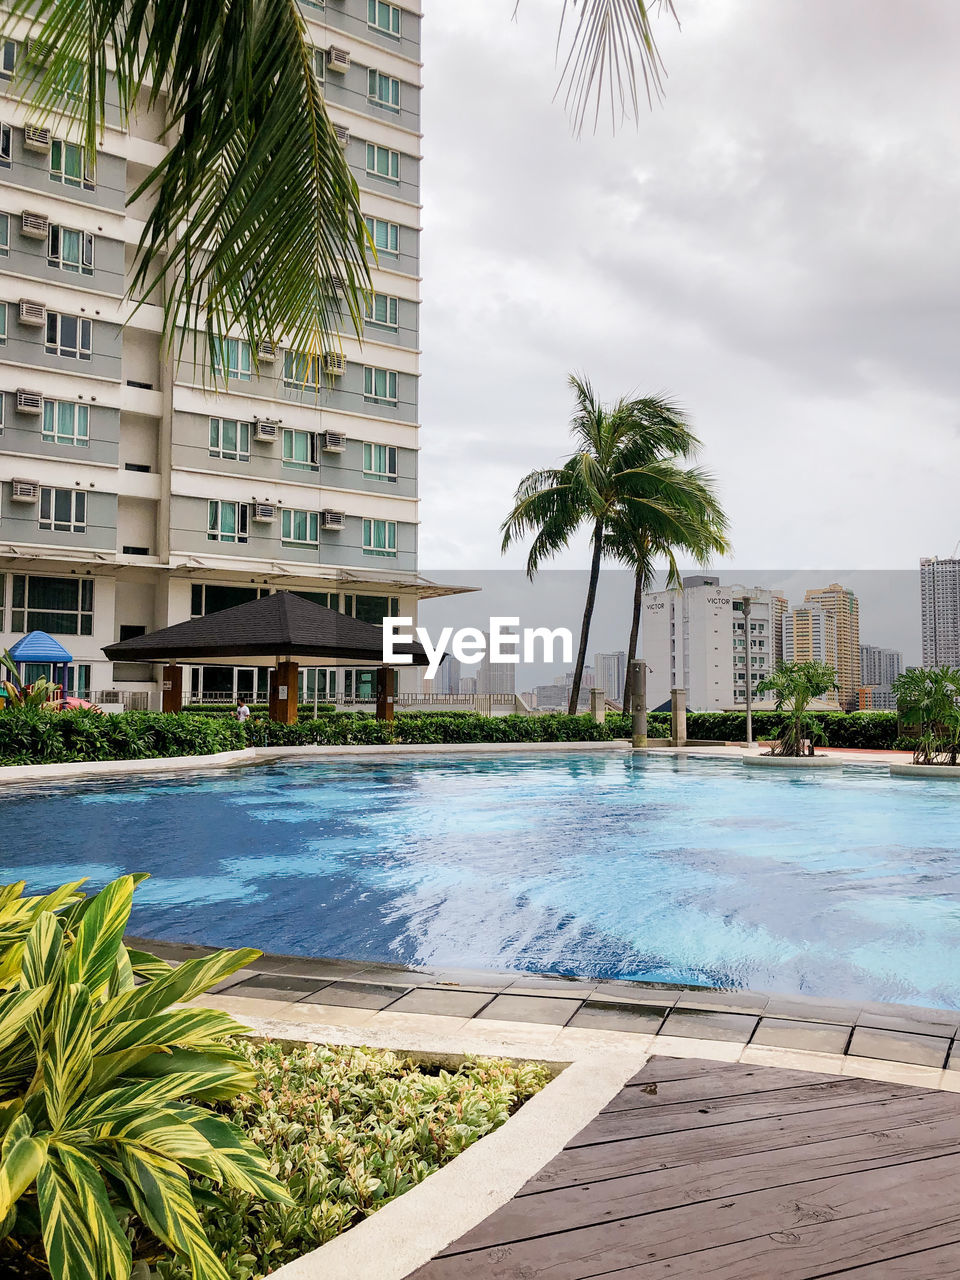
641;577;777;712
801;584;860;709
475;632;516;696
860;644;903;687
593;651;627;704
921;557;960;668
0;0;449;705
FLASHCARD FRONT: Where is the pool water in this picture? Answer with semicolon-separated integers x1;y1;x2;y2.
2;752;959;1007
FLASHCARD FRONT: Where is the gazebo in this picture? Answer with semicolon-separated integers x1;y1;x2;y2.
102;591;431;723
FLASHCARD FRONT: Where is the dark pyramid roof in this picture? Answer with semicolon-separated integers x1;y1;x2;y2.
102;590;429;665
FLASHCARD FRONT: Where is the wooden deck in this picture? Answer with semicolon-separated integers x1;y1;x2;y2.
408;1056;960;1279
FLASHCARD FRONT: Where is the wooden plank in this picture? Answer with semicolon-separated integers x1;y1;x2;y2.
603;1066;852;1114
440;1112;960;1255
568;1078;924;1148
518;1091;960;1195
621;1056;840;1091
825;1242;960;1277
410;1153;960;1280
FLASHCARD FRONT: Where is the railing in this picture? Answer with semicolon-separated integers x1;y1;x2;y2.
92;690;151;711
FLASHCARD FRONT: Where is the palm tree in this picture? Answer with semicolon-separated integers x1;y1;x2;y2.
756;662;838;757
605;472;730;712
893;666;960;765
2;0;370;363
502;375;704;715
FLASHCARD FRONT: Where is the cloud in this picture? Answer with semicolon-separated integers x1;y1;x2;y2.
417;0;960;591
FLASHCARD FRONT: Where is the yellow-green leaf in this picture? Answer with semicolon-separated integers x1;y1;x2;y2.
56;1144;132;1280
36;1154;100;1280
63;876;134;998
46;984;93;1131
0;1133;48;1220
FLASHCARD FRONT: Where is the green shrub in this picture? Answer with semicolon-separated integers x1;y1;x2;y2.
158;1042;550;1280
0;876;287;1280
0;709;247;766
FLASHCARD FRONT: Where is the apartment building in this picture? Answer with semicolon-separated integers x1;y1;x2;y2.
640;576;777;712
801;584;860;710
781;606;842;707
860;644;902;688
0;0;445;705
594;651;627;704
921;557;960;668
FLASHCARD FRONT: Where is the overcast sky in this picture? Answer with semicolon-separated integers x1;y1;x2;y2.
416;0;960;591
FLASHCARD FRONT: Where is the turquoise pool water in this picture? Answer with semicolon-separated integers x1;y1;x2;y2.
2;752;959;1006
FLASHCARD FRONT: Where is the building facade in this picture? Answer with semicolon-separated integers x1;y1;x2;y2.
921;557;960;668
641;577;777;712
860;644;903;688
800;584;860;709
0;0;439;705
593;651;627;704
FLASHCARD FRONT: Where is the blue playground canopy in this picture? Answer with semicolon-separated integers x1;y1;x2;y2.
8;631;74;663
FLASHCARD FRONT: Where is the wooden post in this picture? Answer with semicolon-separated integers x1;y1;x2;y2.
630;660;647;748
376;666;395;721
670;687;687;747
269;661;299;724
161;664;182;714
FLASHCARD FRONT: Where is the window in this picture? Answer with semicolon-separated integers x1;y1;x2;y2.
207;500;248;544
0;392;4;432
12;574;94;635
312;47;325;82
364;216;399;258
283;350;320;387
0;212;7;256
363;442;397;481
50;139;93;189
355;594;400;623
211;337;252;381
0;302;6;344
191;584;267;617
209;417;250;461
48;225;94;274
0;123;10;165
365;292;399;329
281;508;320;546
40;487;86;533
365;143;399;183
362;518;397;557
282;428;319;471
1;41;16;79
42;400;89;446
368;69;400;112
368;0;401;37
363;366;398;404
45;313;92;360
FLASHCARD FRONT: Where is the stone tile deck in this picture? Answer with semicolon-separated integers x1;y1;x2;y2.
406;1055;960;1279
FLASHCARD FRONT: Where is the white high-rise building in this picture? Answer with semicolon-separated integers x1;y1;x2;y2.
640;577;777;712
593;651;627;704
476;633;516;696
860;644;903;688
921;557;960;668
0;0;458;707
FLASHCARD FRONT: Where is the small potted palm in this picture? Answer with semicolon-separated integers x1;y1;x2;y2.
891;666;960;776
744;661;843;767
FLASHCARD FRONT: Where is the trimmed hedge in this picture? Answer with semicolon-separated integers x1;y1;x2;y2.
0;708;247;766
0;706;906;767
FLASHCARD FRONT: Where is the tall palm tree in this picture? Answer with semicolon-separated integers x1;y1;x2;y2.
502;375;704;715
3;0;370;363
606;470;729;711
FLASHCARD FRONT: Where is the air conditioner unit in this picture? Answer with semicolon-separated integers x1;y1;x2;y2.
322;430;347;452
18;299;46;327
20;212;49;240
23;124;51;153
323;351;346;376
333;124;350;147
253;417;280;442
10;479;40;502
256;340;278;363
28;39;52;63
321;509;346;530
326;47;350;73
252;503;276;523
16;389;43;414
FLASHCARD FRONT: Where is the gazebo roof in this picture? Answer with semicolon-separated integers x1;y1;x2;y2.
101;590;430;666
8;631;74;663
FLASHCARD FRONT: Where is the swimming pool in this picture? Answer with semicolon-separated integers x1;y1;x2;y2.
2;751;958;1007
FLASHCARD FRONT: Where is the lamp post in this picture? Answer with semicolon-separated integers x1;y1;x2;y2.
741;595;753;747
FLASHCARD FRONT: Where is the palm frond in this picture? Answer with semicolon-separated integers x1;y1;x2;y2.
3;0;369;364
555;0;679;134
